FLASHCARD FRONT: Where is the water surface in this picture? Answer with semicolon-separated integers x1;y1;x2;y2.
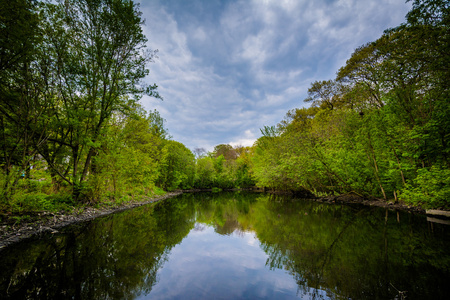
1;192;449;299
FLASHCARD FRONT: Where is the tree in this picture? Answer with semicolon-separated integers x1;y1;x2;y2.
193;147;207;159
0;0;45;201
36;0;160;200
0;0;39;76
336;42;386;109
213;144;237;161
304;80;346;110
158;141;195;191
194;156;216;188
147;109;170;140
391;0;450;166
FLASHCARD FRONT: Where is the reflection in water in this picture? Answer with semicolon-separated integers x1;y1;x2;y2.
0;192;449;299
141;226;306;300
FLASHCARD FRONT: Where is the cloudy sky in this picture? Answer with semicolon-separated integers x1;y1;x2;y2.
138;0;411;152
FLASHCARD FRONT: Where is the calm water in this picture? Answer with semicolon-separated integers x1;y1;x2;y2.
1;192;449;299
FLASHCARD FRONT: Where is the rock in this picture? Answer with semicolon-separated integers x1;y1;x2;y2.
0;191;183;251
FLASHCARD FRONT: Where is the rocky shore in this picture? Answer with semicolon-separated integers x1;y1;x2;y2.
0;191;182;251
2;190;448;252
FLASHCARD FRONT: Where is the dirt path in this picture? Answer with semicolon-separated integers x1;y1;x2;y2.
0;191;182;251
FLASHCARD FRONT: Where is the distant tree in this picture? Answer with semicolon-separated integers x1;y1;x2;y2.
158;141;195;190
193;147;207;159
194;156;216;188
213;144;237;161
260;125;279;138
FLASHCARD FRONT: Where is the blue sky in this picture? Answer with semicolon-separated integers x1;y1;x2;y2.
138;0;411;152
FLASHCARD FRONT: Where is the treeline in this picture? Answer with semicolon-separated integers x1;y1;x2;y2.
0;0;254;213
194;144;254;189
251;0;450;208
0;0;196;212
1;0;449;213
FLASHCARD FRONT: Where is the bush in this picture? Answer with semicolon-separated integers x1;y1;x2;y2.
10;191;75;213
11;193;53;212
400;166;450;209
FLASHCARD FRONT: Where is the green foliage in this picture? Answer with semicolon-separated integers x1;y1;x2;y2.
158;140;195;191
193;145;254;189
8;190;75;214
211;187;222;193
1;0;448;213
3;192;449;299
152;186;166;196
11;193;53;212
22;0;160;201
147;109;171;140
250;0;449;208
400;166;450;209
0;0;198;213
194;156;216;188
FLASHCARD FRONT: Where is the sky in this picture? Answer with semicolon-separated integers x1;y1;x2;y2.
138;0;412;152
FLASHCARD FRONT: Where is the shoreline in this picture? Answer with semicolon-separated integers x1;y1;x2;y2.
1;190;448;251
0;191;182;251
314;193;427;213
265;190;429;213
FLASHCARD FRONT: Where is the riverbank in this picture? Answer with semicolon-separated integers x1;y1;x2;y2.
264;189;428;213
315;193;427;213
0;191;182;251
2;190;448;251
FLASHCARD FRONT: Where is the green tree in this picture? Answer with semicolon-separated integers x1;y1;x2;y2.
158;140;195;191
304;80;347;110
36;0;160;201
194;156;216;189
0;0;45;201
147;109;170;140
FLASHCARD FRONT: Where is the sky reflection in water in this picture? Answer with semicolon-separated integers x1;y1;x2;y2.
142;225;319;300
1;192;449;300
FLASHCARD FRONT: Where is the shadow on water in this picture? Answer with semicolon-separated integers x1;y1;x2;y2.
0;192;449;299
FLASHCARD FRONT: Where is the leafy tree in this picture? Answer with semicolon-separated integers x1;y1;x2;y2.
147;109;170;140
35;0;160;201
400;166;450;208
158;140;195;191
0;0;45;201
0;0;39;76
336;42;386;109
194;156;216;189
304;80;346;110
234;147;255;188
213;144;237;160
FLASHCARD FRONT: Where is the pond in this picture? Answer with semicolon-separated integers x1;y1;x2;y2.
0;192;449;299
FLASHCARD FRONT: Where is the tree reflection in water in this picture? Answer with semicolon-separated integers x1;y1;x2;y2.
0;192;449;299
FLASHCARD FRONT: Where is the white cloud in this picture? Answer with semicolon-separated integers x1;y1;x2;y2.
137;0;411;152
229;129;257;148
192;27;207;41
